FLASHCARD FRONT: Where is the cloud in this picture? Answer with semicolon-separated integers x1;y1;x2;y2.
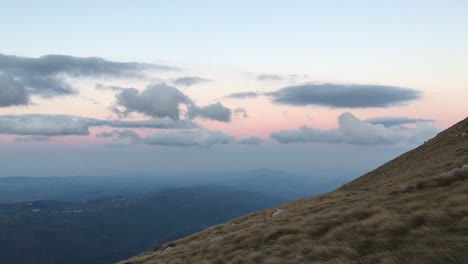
95;83;126;92
114;83;232;122
14;136;50;143
172;76;212;87
0;114;197;136
0;115;90;136
271;112;439;145
257;74;283;81
188;102;232;122
97;127;242;148
223;91;261;99
234;107;248;118
238;137;264;145
87;117;197;129
268;83;421;108
0;53;177;102
0;74;30;107
114;83;190;120
144;129;234;147
365;116;434;127
97;129;142;144
222;83;420;109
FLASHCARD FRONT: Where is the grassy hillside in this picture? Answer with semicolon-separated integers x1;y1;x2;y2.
121;117;468;264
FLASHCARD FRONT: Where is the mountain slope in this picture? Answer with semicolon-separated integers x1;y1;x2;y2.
121;117;468;264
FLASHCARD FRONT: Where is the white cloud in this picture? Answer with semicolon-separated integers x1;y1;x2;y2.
271;112;439;145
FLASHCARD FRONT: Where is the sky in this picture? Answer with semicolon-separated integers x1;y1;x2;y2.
0;1;467;177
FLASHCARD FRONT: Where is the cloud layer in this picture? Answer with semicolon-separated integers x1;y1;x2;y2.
0;53;177;106
268;83;421;108
271;112;439;145
0;114;196;136
0;115;90;136
222;83;421;109
144;129;234;147
365;116;434;127
87;117;197;129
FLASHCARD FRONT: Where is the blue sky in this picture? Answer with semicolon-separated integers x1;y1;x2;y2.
0;1;466;176
3;1;467;70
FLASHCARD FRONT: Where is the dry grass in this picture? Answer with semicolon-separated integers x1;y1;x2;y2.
119;117;468;264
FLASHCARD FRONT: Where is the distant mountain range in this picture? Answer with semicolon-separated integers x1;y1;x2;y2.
0;168;350;264
0;169;339;203
0;186;283;264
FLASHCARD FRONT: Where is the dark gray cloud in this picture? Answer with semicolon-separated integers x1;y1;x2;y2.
188;102;232;122
268;83;421;108
114;83;190;120
144;129;234;147
233;107;248;118
271;112;439;145
0;114;196;136
238;137;264;145
0;53;177;101
114;83;232;122
0;53;175;76
223;83;420;108
97;129;142;144
14;136;50;143
365;117;434;127
257;74;283;81
223;91;261;99
0;74;30;107
172;76;212;87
